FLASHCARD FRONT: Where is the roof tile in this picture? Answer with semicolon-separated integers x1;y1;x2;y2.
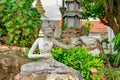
82;21;108;33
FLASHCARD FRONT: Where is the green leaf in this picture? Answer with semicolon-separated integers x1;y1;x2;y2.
0;3;5;11
7;28;14;32
2;14;12;22
15;30;21;34
0;0;7;3
10;0;17;3
0;0;41;47
4;20;13;27
16;25;20;28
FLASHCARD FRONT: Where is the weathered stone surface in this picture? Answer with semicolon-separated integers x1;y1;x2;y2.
60;28;104;55
14;55;83;80
0;46;30;80
79;36;105;55
14;68;83;80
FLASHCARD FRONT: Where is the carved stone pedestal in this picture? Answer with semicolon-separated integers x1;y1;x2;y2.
14;68;83;80
14;53;83;80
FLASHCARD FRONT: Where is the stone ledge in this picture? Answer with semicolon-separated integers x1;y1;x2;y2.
0;46;27;54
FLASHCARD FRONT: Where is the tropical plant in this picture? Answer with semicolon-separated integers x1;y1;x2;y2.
104;68;120;80
112;32;120;67
51;46;104;80
112;33;120;52
114;52;120;67
106;53;117;67
0;0;41;47
84;21;93;35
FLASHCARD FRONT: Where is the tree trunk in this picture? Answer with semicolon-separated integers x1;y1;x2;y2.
116;0;120;33
106;0;120;35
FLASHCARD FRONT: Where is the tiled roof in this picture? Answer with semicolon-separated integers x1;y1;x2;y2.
82;21;108;33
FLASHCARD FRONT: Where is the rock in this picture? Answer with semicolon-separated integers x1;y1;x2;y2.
14;68;83;80
0;46;30;80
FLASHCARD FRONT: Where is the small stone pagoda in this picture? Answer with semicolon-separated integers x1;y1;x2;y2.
63;0;81;28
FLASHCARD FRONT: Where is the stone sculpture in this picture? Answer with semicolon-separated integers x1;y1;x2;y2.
14;25;83;80
21;27;76;73
60;28;105;55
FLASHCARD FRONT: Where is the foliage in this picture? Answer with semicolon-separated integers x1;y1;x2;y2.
0;28;5;37
106;52;120;68
112;33;120;67
101;38;110;43
114;52;120;67
106;53;117;67
24;48;40;61
0;0;41;47
51;46;104;80
112;33;120;52
84;21;93;35
80;0;106;19
80;0;120;35
61;23;67;30
104;68;120;80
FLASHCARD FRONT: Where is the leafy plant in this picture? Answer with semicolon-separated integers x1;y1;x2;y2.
0;28;5;37
112;33;120;52
102;38;110;43
0;0;41;47
51;46;104;80
114;52;120;67
84;21;93;35
61;23;67;30
106;53;117;67
112;33;120;67
104;68;120;80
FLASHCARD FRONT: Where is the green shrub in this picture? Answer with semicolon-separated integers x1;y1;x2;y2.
104;68;120;80
112;33;120;52
101;38;110;43
0;0;41;47
61;23;67;30
106;53;117;67
114;52;120;67
112;33;120;67
51;46;104;80
106;52;120;68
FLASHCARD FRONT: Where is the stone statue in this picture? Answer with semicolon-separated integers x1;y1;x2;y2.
14;22;83;80
60;28;105;56
20;26;77;74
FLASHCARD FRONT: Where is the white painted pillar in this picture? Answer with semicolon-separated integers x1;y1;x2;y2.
108;27;115;53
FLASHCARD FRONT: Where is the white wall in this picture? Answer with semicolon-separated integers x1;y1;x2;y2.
108;27;115;42
108;27;115;53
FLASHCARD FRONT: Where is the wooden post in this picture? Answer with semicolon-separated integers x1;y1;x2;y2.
90;68;97;80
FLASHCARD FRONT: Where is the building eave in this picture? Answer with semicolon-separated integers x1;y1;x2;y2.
66;0;81;3
63;12;82;18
